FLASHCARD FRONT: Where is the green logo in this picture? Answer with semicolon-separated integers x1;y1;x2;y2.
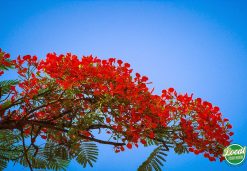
223;144;246;165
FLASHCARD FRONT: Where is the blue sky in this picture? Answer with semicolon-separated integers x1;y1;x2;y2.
1;0;247;170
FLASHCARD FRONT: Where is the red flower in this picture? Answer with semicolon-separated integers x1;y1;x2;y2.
141;76;148;82
168;87;174;92
220;156;225;162
120;146;125;151
140;139;147;145
194;150;200;155
149;132;155;139
32;55;37;61
124;63;130;68
204;153;209;158
24;129;31;135
227;124;232;129
106;117;111;123
213;106;220;113
4;53;10;58
10;85;16;91
136;73;141;78
126;143;132;149
188;147;194;152
117;60;123;66
23;55;31;60
209;157;216;161
41;135;47;140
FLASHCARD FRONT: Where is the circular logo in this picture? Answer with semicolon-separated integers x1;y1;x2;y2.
223;144;246;165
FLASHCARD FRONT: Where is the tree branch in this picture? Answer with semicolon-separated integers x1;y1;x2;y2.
0;119;125;146
20;128;33;171
27;120;125;146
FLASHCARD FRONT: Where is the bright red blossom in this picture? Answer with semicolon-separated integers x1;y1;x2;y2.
0;51;233;164
127;143;132;149
106;117;111;123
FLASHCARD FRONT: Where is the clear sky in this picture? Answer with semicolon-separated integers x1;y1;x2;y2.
1;0;247;170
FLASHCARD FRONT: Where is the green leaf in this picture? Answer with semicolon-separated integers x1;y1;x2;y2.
138;145;168;171
144;138;159;147
174;143;188;154
18;144;69;171
0;158;8;171
76;142;98;168
0;79;19;98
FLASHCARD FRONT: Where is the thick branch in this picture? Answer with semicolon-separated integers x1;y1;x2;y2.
86;124;112;130
0;119;125;146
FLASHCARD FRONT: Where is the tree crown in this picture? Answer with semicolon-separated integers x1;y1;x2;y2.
0;49;233;171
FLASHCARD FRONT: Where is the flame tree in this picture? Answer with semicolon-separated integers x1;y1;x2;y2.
0;49;233;171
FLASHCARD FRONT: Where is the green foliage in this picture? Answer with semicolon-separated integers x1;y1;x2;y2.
0;130;23;143
138;145;168;171
0;130;23;171
0;130;24;157
0;80;19;98
144;138;159;147
76;142;99;168
0;159;8;171
18;145;69;171
174;143;188;155
0;130;99;170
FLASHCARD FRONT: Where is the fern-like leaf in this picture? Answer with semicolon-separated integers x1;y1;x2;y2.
144;138;159;147
19;144;69;171
138;145;168;171
0;159;8;171
174;143;188;154
76;142;98;168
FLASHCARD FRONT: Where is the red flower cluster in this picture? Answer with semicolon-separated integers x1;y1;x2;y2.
0;51;233;162
0;48;15;76
164;91;233;161
34;53;172;144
